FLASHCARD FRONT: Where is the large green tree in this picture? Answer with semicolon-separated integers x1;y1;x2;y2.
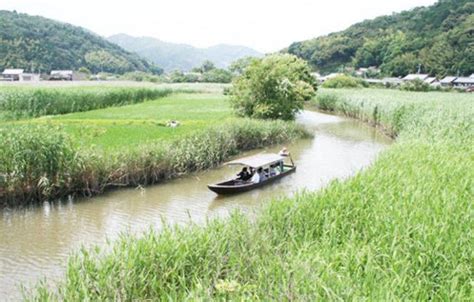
231;54;317;121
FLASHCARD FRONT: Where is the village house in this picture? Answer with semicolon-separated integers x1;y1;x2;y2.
453;77;474;88
440;76;457;87
310;72;321;80
19;73;40;82
402;74;429;81
319;73;343;83
355;66;380;77
1;69;24;81
382;77;403;86
50;70;74;81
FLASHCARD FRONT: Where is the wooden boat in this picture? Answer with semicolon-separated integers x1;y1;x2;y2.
208;153;296;195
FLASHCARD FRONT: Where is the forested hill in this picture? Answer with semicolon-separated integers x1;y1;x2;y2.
286;0;474;77
108;34;263;72
0;11;162;74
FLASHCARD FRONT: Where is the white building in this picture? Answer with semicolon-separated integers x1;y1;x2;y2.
403;74;429;81
50;70;73;81
19;73;40;82
1;69;24;81
440;76;457;87
453;77;474;88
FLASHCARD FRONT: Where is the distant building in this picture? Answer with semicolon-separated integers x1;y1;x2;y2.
355;66;380;77
423;77;440;87
50;70;73;81
440;76;457;87
310;72;321;80
366;79;383;85
453;77;474;88
403;74;429;81
19;73;40;82
320;73;343;83
382;77;403;86
1;69;24;81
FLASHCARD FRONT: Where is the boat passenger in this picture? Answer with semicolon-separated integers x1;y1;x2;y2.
278;160;284;173
236;167;251;181
251;167;263;183
269;164;277;176
261;168;268;182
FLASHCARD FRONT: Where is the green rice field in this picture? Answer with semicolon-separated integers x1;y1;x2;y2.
29;88;473;300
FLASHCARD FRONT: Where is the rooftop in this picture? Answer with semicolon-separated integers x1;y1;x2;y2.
51;70;73;75
440;76;457;83
2;69;24;75
403;74;429;81
453;77;474;84
225;153;286;168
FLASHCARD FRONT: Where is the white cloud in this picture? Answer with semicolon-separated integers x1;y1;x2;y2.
2;0;437;52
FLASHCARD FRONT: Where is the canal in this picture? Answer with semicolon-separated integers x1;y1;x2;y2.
0;110;391;299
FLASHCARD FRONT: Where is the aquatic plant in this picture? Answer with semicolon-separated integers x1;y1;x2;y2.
1;119;308;206
30;88;473;300
0;86;172;119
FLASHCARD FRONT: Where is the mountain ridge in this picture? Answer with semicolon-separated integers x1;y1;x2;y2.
0;10;162;74
285;0;473;77
107;33;263;71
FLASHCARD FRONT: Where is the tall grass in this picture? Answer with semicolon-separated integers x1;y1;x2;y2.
30;89;473;300
0;87;172;120
1;119;308;206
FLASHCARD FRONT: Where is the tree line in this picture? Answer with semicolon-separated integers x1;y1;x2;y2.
287;0;473;77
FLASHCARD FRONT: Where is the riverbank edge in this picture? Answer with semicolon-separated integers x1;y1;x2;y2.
1;119;310;207
29;89;474;299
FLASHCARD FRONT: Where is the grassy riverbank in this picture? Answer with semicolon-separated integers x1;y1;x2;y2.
1;89;308;205
31;89;473;300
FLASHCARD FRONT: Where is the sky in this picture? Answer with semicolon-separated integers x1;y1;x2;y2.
2;0;438;53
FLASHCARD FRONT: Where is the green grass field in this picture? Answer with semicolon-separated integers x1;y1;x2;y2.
33;93;231;150
30;88;473;300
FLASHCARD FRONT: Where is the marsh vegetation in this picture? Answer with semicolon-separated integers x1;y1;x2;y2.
29;88;473;300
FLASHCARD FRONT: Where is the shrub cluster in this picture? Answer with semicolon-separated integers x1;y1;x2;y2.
322;75;369;89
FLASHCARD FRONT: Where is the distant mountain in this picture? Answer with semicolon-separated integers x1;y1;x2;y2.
108;34;263;71
285;0;474;77
0;11;162;74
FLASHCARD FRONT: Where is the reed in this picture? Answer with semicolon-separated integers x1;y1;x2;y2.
0;86;172;120
29;89;473;300
1;119;308;206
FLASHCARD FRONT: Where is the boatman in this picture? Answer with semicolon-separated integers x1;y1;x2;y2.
279;147;290;157
279;147;294;167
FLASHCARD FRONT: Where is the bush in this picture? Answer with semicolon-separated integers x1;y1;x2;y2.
202;69;233;83
400;79;431;92
314;93;339;111
322;75;368;88
231;54;317;120
120;71;163;83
